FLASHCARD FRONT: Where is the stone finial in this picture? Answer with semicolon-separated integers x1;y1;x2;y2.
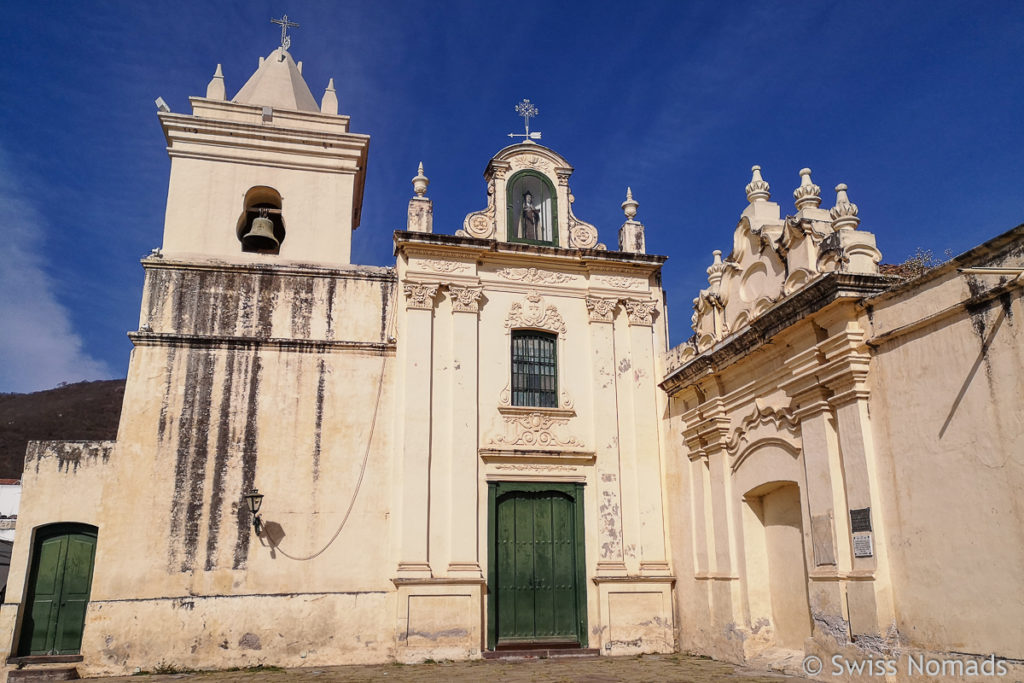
830;183;860;230
206;64;226;100
296;61;303;75
408;162;433;233
622;187;639;220
618;187;645;253
320;78;338;115
706;250;728;293
745;165;771;203
793;168;821;210
412;162;429;197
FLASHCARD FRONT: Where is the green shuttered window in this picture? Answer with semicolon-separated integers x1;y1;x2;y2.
511;330;557;407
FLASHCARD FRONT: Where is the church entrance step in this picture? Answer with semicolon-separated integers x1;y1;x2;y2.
483;647;600;660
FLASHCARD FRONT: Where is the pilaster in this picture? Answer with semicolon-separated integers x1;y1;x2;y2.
587;297;627;575
624;300;669;575
827;370;896;639
397;282;440;578
447;285;483;576
787;382;849;631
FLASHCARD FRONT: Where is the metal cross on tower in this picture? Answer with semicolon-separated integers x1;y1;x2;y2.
508;99;542;142
271;14;300;50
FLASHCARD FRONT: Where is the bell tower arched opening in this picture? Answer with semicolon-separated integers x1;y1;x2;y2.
236;186;286;254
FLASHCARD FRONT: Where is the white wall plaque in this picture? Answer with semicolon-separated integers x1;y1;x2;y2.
853;533;874;558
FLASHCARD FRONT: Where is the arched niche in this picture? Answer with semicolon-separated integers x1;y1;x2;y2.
506;170;558;246
236;185;286;254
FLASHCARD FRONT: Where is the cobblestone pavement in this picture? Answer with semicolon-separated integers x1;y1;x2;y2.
95;653;809;683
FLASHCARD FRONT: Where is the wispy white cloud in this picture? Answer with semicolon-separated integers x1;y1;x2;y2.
0;147;113;393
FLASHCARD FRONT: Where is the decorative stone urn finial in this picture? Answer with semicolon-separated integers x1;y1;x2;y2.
622;187;639;220
830;183;860;230
793;168;821;210
706;250;728;293
745;165;771;203
412;162;429;197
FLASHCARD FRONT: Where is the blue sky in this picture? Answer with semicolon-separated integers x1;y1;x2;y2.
1;1;1021;392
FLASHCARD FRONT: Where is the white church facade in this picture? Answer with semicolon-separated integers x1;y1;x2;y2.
1;35;1021;682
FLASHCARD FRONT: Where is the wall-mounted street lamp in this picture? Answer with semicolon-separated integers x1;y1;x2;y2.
243;489;264;535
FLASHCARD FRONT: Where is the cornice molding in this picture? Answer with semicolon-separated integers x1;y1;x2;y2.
661;272;894;394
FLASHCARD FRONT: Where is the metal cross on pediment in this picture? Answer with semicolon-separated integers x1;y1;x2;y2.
271;14;300;50
508;99;542;142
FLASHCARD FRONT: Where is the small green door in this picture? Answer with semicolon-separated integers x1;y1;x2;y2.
488;483;586;649
20;524;97;656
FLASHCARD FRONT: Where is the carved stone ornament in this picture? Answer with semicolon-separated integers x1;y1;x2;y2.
402;283;440;310
514;155;553;174
499;384;574;411
496;267;576;285
830;183;860;231
745;165;771;203
422;259;471;273
495;464;578;472
489;412;584;448
568;215;599;249
459;179;497;239
448;285;483;313
586;296;618;323
793;168;822;210
623;299;657;326
726;402;801;469
505;291;567;334
595;275;642;290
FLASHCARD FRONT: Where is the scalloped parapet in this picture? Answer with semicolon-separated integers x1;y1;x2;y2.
682;167;882;355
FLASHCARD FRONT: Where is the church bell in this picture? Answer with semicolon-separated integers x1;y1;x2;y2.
242;210;279;250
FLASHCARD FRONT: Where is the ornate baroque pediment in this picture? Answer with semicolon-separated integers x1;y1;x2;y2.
458;143;605;249
678;167;883;358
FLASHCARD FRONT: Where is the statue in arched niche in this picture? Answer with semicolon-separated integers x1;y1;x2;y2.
520;191;541;240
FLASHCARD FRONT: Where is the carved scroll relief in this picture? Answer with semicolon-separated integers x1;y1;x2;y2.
496;267;576;285
488;412;585;448
459;179;497;239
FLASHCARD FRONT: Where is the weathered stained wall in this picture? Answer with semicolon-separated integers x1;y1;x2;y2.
1;259;401;676
865;229;1024;659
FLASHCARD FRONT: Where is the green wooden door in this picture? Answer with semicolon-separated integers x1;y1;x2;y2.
490;484;586;648
20;525;97;656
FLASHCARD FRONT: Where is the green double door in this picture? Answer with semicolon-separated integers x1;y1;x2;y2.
20;525;97;656
488;483;587;649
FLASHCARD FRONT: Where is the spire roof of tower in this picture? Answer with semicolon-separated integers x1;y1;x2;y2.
233;47;319;113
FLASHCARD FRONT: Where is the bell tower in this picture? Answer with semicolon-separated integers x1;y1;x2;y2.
157;38;369;265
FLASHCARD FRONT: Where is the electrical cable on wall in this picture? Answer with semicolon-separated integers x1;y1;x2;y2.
260;276;397;561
